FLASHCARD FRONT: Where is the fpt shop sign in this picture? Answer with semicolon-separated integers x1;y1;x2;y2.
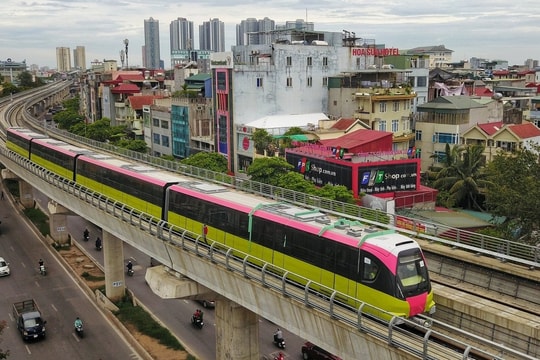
292;155;352;188
359;163;417;194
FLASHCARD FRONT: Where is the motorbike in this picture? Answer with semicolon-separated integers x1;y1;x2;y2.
126;268;134;277
39;264;47;276
95;239;102;251
83;233;89;242
75;323;84;338
191;315;204;329
273;334;285;349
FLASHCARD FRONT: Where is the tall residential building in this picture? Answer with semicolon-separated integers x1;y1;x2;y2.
170;17;194;51
144;17;161;69
56;47;71;72
276;19;314;31
199;18;225;52
73;46;86;70
236;17;275;46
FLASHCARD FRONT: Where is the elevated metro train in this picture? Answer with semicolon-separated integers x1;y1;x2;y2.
6;127;435;321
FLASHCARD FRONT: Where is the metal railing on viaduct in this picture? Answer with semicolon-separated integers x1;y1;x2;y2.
0;136;533;360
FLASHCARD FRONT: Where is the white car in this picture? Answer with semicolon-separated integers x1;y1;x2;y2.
0;257;10;276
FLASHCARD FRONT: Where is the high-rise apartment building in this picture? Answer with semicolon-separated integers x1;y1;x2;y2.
144;17;161;69
170;17;194;51
56;47;71;72
73;46;86;70
199;18;225;52
236;17;275;46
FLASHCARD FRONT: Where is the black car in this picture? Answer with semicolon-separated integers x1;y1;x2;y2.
196;299;215;309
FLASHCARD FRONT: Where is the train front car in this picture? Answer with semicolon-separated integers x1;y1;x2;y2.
364;232;435;325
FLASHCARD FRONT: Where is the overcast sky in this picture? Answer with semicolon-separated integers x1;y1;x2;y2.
2;0;539;69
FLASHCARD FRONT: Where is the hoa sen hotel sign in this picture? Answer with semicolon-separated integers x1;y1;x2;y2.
351;47;399;56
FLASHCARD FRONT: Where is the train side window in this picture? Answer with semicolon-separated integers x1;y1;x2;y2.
362;256;378;281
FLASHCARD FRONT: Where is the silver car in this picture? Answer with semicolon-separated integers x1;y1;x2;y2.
0;257;10;276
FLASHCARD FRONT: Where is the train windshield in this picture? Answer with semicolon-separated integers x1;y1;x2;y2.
396;251;430;297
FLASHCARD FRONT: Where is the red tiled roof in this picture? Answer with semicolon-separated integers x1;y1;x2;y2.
473;87;493;97
477;121;503;135
508;123;540;139
128;95;159;110
319;128;391;148
115;74;145;82
111;83;140;94
493;70;509;76
329;118;356;130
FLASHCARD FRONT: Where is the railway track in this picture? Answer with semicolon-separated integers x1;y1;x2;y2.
2;84;538;359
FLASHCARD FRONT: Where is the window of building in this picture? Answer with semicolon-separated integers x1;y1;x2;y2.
417;76;427;87
393;101;400;111
161;135;169;147
256;77;263;88
392;119;399;132
307;57;312;66
378;120;387;131
153;133;160;145
379;102;387;113
286;77;293;87
153;118;159;127
323;57;328;67
286;56;292;66
415;130;422;141
307;76;312;87
433;150;446;163
433;132;458;144
322;77;328;86
161;120;169;129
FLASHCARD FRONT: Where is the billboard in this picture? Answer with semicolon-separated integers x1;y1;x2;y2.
358;162;417;194
288;153;352;189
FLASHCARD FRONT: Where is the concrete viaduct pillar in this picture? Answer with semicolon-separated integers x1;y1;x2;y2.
103;230;126;301
47;201;70;244
216;301;259;360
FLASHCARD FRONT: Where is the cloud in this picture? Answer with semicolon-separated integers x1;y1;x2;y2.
2;0;539;68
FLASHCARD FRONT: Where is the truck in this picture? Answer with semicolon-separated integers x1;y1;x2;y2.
12;299;47;341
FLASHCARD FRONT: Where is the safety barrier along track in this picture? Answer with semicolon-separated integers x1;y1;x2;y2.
0;146;535;360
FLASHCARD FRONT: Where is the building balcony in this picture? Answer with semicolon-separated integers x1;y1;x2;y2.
354;88;416;100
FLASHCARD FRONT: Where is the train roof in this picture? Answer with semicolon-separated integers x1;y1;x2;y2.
32;137;96;156
7;127;49;140
78;154;193;185
168;182;416;252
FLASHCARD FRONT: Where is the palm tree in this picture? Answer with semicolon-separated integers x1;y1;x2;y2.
431;143;489;210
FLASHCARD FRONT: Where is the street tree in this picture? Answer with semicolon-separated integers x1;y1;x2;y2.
181;152;228;173
430;143;488;210
246;157;293;186
484;148;540;240
251;129;275;155
276;171;317;194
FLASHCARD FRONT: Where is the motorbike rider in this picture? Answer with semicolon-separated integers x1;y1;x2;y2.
193;309;203;322
83;228;89;240
275;352;284;360
38;258;44;268
74;317;83;329
274;328;283;343
95;236;102;250
126;260;133;273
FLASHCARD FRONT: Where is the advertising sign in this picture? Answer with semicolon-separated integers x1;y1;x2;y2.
287;153;352;189
358;163;417;194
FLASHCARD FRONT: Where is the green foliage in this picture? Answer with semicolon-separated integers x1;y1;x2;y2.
23;207;50;236
115;301;184;350
0;82;19;97
251;129;275;155
484;148;540;240
181;152;228;173
115;139;148;153
315;184;355;204
247;157;294;186
55;109;84;130
429;143;488;210
276;172;317;193
62;96;80;112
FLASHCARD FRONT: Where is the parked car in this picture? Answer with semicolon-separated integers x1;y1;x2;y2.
196;299;215;309
0;257;10;276
301;342;342;360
